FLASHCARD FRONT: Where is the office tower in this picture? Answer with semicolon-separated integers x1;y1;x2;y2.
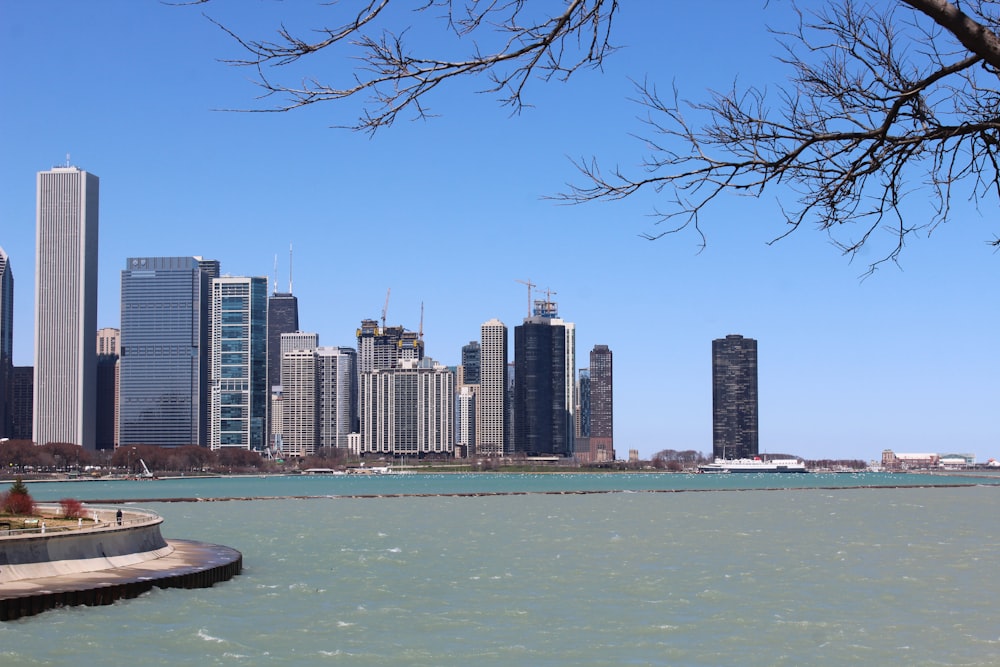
120;257;219;447
461;341;481;385
588;344;614;462
267;291;299;433
712;334;759;459
513;315;569;456
209;276;267;451
0;247;12;438
478;319;508;457
358;358;454;457
9;366;33;440
34;166;99;449
316;346;357;449
280;332;319;457
95;327;120;450
577;368;591;438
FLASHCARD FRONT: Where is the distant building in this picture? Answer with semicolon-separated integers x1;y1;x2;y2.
120;257;219;447
455;385;477;457
712;334;758;460
0;246;12;439
316;346;358;450
576;368;591;439
9;366;32;441
881;450;940;470
280;332;319;457
513;315;569;456
34;166;99;449
461;341;481;385
586;345;614;463
267;290;299;439
209;276;268;451
358;358;454;457
96;327;120;450
478;319;508;457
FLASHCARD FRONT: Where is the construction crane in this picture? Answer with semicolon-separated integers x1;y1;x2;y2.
381;288;391;330
419;301;424;341
515;278;535;317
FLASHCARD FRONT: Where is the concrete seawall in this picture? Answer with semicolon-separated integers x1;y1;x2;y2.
0;505;241;621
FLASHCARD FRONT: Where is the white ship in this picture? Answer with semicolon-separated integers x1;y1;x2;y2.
698;457;808;473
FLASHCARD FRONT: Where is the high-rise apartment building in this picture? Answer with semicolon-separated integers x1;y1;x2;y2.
712;334;758;459
209;276;267;451
513;315;569;456
358;358;454;457
588;344;614;462
0;247;12;439
478;319;508;457
34;166;99;449
9;366;33;441
120;257;219;447
279;332;318;457
316;346;357;450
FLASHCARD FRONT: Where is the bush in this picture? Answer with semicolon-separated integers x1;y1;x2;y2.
59;498;85;519
2;478;36;515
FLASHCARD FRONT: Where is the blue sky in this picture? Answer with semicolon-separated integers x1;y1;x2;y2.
1;1;997;462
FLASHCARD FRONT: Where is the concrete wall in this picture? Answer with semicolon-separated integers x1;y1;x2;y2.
0;506;173;583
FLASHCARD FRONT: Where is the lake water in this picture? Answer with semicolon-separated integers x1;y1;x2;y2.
2;473;999;666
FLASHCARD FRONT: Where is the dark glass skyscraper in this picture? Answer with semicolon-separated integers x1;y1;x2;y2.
0;246;12;439
461;341;481;385
267;291;299;445
712;334;758;459
589;344;614;460
120;256;219;446
513;317;569;456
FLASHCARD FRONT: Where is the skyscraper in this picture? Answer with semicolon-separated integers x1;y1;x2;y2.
588;344;614;462
280;332;318;457
267;291;299;427
96;327;120;450
478;319;508;457
209;276;268;451
316;346;357;449
34;166;99;449
513;315;569;456
120;257;219;447
712;334;759;459
0;246;12;439
461;341;481;385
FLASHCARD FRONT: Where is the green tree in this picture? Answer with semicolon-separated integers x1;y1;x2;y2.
189;0;1000;273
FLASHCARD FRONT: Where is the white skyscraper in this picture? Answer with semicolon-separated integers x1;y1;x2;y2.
34;166;99;449
316;346;357;450
280;332;319;457
478;318;508;457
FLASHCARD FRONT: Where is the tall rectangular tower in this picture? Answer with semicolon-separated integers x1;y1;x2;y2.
0;247;12;438
589;344;614;462
316;346;358;450
513;316;569;456
712;334;758;459
280;332;318;457
34;166;99;449
209;276;268;451
120;257;219;447
478;319;508;457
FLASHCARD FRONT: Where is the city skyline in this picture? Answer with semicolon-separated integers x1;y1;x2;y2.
2;3;998;462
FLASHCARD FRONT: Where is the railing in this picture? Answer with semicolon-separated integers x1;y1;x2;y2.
0;505;161;538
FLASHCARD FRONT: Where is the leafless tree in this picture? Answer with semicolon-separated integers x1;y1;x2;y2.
185;0;1000;272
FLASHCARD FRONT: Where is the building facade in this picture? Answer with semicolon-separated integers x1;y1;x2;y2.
587;344;614;463
0;247;12;439
8;366;33;441
712;334;759;459
120;257;219;447
316;346;358;450
513;315;570;456
34;166;99;448
280;333;319;458
478;319;508;457
461;341;481;385
266;291;299;440
358;358;454;457
209;276;268;451
96;327;120;450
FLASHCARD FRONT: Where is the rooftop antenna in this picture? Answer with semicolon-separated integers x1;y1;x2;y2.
288;243;294;294
272;254;278;294
65;153;71;167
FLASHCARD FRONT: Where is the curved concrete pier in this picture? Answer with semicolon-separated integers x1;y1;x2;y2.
0;506;241;621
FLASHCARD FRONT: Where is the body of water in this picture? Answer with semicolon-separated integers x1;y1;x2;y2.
2;474;998;666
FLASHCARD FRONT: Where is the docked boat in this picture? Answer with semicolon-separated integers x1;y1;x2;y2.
698;457;808;473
